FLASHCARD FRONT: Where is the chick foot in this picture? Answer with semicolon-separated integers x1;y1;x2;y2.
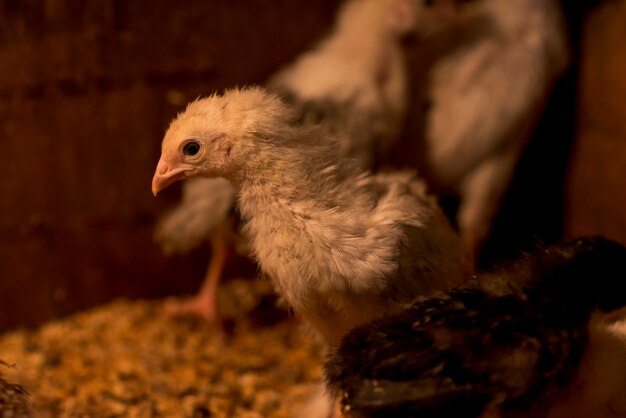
165;232;233;329
164;291;221;324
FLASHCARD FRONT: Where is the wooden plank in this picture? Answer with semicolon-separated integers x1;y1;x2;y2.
565;0;626;244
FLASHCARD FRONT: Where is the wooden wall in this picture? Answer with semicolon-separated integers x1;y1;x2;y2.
565;0;626;242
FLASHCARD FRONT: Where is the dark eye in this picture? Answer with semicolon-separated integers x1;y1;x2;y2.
422;0;435;6
183;141;200;156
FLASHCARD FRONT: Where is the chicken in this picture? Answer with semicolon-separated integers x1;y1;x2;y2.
419;0;571;263
325;236;626;418
268;0;450;169
154;0;465;323
151;87;470;347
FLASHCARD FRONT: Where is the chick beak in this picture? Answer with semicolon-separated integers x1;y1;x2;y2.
151;157;190;196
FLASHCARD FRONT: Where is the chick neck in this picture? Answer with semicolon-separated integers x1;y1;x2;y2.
233;133;375;225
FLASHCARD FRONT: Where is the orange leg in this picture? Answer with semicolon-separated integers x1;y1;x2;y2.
329;396;344;418
165;226;232;326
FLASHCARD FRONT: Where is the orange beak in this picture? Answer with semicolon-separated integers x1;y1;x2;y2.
151;157;192;196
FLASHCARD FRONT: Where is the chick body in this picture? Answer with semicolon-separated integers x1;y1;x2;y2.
153;87;470;346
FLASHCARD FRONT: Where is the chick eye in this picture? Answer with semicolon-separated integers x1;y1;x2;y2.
421;0;434;6
182;141;200;156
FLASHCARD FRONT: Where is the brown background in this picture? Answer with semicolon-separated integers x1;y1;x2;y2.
0;0;624;332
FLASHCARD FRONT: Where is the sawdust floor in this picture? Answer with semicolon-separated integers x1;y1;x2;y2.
0;278;325;418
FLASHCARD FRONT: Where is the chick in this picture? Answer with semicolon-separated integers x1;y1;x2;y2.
325;236;626;418
268;0;448;169
151;87;470;346
420;0;570;263
154;0;463;323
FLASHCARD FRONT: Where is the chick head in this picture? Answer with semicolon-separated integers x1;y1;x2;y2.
152;86;294;195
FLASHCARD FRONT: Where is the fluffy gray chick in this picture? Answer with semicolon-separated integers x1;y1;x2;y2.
422;0;570;262
152;87;470;346
154;0;458;323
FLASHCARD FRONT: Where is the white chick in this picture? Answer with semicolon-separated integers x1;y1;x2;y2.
421;0;570;263
268;0;441;169
326;236;626;418
154;0;461;323
151;87;470;346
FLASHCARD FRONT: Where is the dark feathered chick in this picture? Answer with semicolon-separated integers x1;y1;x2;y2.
152;87;470;347
325;236;626;417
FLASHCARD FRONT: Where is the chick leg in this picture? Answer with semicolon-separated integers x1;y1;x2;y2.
165;222;234;324
328;397;343;418
457;143;522;265
295;381;342;418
